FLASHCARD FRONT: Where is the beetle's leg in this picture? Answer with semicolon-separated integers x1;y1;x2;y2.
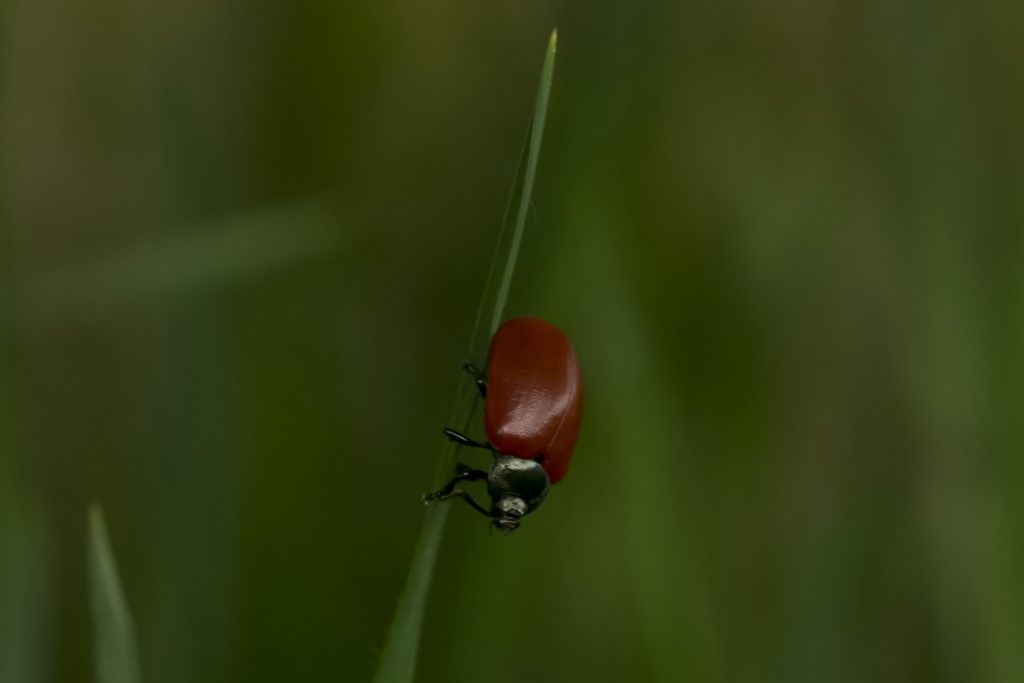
422;465;491;520
443;428;494;452
462;363;487;399
422;464;488;502
431;490;491;518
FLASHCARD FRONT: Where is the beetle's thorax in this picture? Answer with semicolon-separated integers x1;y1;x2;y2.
487;456;550;530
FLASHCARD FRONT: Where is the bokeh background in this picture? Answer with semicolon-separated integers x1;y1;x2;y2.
3;2;1023;681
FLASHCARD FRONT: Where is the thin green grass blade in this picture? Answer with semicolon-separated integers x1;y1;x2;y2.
488;30;557;337
88;505;142;683
372;29;557;683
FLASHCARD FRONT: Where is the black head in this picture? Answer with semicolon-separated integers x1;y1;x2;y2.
487;456;550;533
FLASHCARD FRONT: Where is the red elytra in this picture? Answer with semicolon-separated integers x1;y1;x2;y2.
483;317;583;483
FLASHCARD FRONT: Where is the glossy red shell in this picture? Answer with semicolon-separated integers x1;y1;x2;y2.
484;317;583;484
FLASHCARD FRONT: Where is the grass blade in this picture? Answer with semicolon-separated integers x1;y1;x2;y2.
488;30;557;337
88;505;142;683
372;29;558;683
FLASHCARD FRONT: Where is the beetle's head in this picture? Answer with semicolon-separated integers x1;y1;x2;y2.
486;456;551;534
491;495;527;533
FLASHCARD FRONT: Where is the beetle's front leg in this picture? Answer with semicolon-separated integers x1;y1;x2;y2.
426;489;491;519
423;463;488;503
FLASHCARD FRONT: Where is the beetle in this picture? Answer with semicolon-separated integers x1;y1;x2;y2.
423;317;583;532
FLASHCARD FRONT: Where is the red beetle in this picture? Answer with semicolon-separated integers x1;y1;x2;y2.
424;317;583;531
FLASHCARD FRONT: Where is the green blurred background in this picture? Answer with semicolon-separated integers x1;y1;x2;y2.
2;1;1023;681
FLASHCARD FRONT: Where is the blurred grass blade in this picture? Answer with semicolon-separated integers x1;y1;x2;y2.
372;29;557;683
8;200;342;332
88;505;142;683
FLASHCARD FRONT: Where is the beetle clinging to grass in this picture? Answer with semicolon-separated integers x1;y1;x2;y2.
424;317;583;532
